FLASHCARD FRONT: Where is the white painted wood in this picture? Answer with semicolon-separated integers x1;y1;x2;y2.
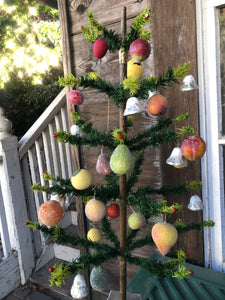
0;252;20;299
0;186;12;258
42;130;53;186
49;123;60;176
61;107;73;177
55;114;67;178
18;87;67;159
196;0;225;272
34;243;55;272
54;244;80;262
35;140;48;202
0;136;35;283
21;155;42;257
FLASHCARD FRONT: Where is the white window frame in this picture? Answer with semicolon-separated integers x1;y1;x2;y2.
196;0;225;272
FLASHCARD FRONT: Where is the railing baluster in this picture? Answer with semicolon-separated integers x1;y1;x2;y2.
35;140;48;202
61;107;73;177
55;114;67;178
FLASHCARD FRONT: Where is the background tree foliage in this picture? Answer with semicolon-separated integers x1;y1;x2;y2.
0;0;63;137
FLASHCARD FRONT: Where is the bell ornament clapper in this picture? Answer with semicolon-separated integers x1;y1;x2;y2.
70;273;88;299
179;75;199;92
123;97;145;116
188;194;204;211
166;147;188;168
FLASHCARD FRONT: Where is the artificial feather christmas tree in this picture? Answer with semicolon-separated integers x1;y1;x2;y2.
27;7;214;300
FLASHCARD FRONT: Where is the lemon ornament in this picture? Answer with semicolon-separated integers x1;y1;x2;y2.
71;169;93;190
87;228;102;242
127;58;144;79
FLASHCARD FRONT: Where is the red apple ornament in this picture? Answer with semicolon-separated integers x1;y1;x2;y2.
147;94;168;116
38;200;63;226
181;136;206;161
129;38;151;63
106;203;120;218
67;90;83;105
93;38;108;59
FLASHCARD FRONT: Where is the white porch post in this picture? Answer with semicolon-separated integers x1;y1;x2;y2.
0;108;34;283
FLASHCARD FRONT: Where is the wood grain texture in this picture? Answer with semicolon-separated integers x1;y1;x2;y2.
151;0;204;265
68;0;149;35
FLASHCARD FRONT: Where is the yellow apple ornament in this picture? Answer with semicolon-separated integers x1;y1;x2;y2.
71;169;93;190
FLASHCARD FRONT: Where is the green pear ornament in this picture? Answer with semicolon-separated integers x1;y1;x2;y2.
110;144;134;175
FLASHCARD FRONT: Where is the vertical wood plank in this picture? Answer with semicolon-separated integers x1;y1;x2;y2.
35;140;48;202
151;0;204;265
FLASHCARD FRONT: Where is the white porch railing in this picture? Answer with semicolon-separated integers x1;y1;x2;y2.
0;87;79;298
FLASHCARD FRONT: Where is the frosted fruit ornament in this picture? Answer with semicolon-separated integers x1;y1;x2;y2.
188;194;204;211
181;136;206;161
71;169;93;190
166;147;188;168
85;198;106;222
87;228;102;242
151;222;178;255
147;93;168;116
70;273;88;299
127;58;144;79
90;266;108;291
110;144;134;175
129;38;151;63
106;203;120;218
38;200;63;226
128;212;146;230
67;90;83;105
93;38;108;58
96;148;111;175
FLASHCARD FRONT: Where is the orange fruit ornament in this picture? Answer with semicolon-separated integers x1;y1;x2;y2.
38;200;63;226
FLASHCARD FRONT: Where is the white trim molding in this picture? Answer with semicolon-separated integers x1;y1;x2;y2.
196;0;225;272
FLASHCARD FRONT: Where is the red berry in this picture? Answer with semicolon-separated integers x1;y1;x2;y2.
187;61;191;65
53;133;57;138
173;208;177;213
107;203;120;218
49;267;54;273
186;252;190;257
118;134;123;139
81;26;84;30
189;270;194;275
144;13;149;19
69;108;73;112
25;221;28;225
176;218;179;222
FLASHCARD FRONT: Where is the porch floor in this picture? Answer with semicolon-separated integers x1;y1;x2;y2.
2;258;139;300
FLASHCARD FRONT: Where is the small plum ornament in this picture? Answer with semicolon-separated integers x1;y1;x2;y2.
147;94;168;116
106;203;120;218
70;274;88;299
85;198;106;222
96;149;111;175
67;90;83;105
38;200;63;226
129;38;151;63
93;38;108;59
181;136;206;161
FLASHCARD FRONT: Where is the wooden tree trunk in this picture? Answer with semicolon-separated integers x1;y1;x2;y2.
119;6;127;300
